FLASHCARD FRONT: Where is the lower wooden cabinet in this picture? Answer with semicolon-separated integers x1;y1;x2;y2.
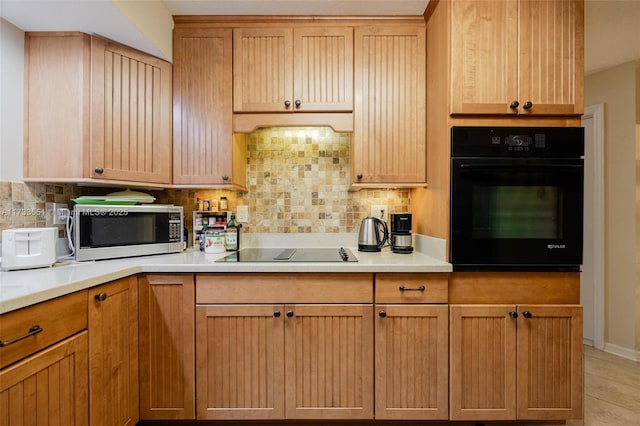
195;303;374;420
0;332;89;425
375;304;449;420
450;304;583;421
88;276;139;426
138;274;195;420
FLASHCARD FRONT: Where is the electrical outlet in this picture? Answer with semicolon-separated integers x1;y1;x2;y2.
370;204;388;219
53;203;69;225
236;205;249;223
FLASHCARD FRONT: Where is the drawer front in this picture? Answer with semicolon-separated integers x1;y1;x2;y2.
196;273;373;303
375;273;448;303
0;290;88;369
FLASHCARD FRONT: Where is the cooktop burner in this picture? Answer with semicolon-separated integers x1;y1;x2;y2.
215;247;358;263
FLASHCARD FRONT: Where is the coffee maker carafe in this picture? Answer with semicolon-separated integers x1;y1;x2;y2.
390;213;413;253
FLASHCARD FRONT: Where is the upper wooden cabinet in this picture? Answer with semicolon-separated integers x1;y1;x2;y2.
233;27;354;112
352;25;426;186
173;28;246;188
450;0;584;116
24;32;172;186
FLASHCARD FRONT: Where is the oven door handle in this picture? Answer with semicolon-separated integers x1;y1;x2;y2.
459;163;583;169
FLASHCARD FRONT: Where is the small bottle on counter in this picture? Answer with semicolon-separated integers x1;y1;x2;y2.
220;196;228;210
203;199;210;211
196;197;204;211
210;198;218;212
225;214;239;251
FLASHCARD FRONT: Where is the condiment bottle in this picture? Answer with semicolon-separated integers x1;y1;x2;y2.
196;197;204;211
225;213;239;251
220;196;228;210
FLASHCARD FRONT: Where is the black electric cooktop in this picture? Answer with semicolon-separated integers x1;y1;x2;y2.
215;247;358;263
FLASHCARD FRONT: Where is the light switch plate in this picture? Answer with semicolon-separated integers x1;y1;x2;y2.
237;205;249;223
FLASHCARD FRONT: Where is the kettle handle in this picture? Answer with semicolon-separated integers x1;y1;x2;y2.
373;217;389;248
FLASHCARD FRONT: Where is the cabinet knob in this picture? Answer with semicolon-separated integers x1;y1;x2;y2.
94;292;107;302
273;310;281;318
284;100;291;108
523;101;533;110
294;99;302;108
379;310;387;318
356;173;363;180
94;167;104;174
522;311;533;318
508;311;518;319
222;175;229;181
286;310;294;318
509;100;519;109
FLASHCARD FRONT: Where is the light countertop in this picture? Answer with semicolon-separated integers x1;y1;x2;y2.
0;233;451;314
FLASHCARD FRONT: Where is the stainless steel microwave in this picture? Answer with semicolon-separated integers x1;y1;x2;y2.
73;204;184;261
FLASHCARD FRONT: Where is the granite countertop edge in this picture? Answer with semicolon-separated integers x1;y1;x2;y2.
0;234;452;314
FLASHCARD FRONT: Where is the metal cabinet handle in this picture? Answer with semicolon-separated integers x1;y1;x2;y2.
356;173;363;180
286;310;294;318
523;101;533;110
379;310;387;318
509;100;519;109
94;167;104;174
0;325;43;347
294;99;302;108
522;311;533;318
273;310;281;318
399;285;426;292
94;292;107;302
222;175;229;181
284;100;291;108
508;311;519;319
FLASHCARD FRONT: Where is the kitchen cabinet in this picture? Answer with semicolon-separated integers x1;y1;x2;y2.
0;332;89;425
450;0;584;116
88;277;139;426
195;273;374;420
352;25;426;187
173;28;247;188
233;27;353;112
374;274;449;420
138;274;195;420
0;290;88;425
24;32;172;186
449;304;583;421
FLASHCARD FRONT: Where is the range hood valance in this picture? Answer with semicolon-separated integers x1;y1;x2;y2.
233;113;354;133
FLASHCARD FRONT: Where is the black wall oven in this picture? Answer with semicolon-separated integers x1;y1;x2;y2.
450;126;584;271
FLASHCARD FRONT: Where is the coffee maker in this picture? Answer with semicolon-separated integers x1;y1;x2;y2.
390;213;413;253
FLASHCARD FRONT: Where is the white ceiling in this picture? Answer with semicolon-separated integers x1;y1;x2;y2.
1;0;639;75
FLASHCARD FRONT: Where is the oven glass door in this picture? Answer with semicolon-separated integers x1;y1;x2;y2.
78;212;171;248
450;158;583;270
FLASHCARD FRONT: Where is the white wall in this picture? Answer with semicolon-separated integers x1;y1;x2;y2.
585;60;639;358
0;18;24;181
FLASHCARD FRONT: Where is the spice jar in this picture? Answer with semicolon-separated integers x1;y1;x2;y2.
196;197;204;211
220;196;228;210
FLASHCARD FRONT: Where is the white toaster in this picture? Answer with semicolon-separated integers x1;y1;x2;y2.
1;227;57;271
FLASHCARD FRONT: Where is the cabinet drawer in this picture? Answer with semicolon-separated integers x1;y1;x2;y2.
375;273;448;303
0;290;88;369
196;273;373;303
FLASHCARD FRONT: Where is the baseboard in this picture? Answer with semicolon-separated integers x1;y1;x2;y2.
604;342;640;361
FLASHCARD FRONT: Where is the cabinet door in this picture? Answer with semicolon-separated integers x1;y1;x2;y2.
293;27;353;112
450;0;519;114
0;332;88;425
375;305;449;419
284;304;374;419
518;0;584;115
353;26;426;185
517;305;583;420
139;274;195;420
196;305;285;419
449;305;517;421
91;36;172;184
88;277;139;426
173;28;240;186
233;28;293;112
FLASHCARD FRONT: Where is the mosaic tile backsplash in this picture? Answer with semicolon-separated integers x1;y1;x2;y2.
1;127;411;239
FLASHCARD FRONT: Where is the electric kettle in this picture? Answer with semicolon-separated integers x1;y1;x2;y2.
358;217;389;252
